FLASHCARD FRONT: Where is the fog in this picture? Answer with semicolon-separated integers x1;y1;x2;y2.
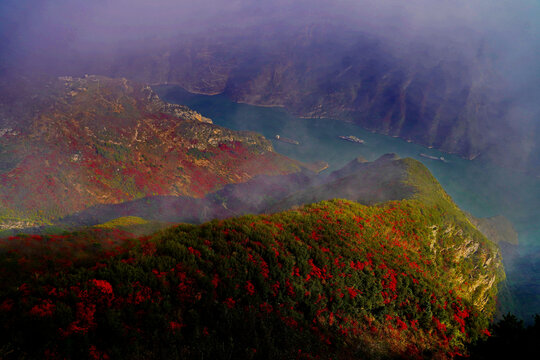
2;1;539;163
2;0;540;69
1;0;538;176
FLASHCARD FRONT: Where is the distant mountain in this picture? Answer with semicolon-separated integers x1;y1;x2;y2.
0;76;303;228
468;215;518;246
55;23;536;169
0;197;503;359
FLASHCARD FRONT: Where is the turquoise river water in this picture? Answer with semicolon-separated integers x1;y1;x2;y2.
156;85;540;320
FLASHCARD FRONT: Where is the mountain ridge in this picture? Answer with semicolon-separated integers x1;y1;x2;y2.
0;197;503;359
0;75;303;228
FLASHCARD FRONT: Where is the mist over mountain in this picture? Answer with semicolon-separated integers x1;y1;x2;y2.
1;0;539;171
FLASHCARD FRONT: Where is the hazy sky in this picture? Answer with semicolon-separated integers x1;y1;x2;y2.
1;1;539;147
2;0;539;49
1;0;538;84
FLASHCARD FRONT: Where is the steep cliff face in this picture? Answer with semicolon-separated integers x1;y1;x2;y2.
401;159;505;314
430;223;502;312
0;76;302;226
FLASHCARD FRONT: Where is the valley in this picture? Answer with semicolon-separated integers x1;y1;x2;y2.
156;85;540;321
1;1;539;358
0;78;535;358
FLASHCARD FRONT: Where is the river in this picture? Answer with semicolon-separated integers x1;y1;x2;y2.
156;85;540;320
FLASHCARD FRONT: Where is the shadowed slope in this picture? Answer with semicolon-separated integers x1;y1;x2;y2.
0;76;302;228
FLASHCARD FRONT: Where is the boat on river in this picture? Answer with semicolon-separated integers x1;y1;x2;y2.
338;135;365;144
275;135;300;145
419;153;448;163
